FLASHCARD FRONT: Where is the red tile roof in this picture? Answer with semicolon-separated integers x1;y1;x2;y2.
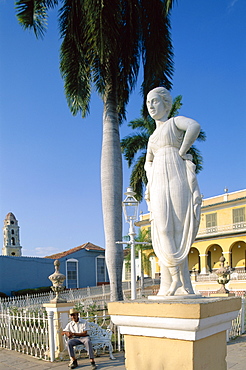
45;242;105;259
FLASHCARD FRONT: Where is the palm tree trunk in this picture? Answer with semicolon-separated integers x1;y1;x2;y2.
101;88;123;301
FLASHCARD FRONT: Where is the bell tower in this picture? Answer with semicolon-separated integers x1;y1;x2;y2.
2;212;22;256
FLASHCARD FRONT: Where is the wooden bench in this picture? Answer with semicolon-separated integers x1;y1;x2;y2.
67;321;116;360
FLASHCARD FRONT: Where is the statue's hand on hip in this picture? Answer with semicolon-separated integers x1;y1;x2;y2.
179;152;193;161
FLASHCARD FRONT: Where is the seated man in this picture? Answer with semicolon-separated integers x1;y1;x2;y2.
62;308;97;369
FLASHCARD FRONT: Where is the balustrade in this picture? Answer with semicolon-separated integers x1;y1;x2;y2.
197;221;246;237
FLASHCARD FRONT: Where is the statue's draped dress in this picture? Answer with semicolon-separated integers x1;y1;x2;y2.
146;118;201;269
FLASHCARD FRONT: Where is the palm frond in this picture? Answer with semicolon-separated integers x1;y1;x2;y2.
168;95;182;118
130;154;148;201
60;36;92;117
134;228;153;277
121;133;149;166
128;114;156;136
128;117;146;130
135;228;151;244
197;129;206;142
188;145;204;174
15;0;174;124
59;0;93;116
140;0;174;115
165;0;178;14
16;0;47;38
117;0;141;120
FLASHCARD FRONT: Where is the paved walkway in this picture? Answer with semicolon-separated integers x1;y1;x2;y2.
0;350;125;370
0;334;245;369
227;334;246;370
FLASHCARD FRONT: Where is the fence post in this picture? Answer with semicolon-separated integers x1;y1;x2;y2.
47;311;55;362
7;309;12;350
240;297;245;334
226;329;229;342
118;326;121;352
68;289;72;302
43;302;74;360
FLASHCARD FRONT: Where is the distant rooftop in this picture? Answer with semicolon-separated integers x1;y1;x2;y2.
201;189;246;208
45;242;105;259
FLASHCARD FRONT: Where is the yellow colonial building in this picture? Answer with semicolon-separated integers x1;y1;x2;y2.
130;189;246;289
189;189;246;274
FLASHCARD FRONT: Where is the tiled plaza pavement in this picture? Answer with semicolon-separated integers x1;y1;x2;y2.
0;350;126;370
227;333;246;370
0;334;245;369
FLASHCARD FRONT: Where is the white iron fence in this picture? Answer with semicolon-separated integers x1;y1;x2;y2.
0;279;160;311
0;309;50;360
0;286;110;311
0;307;122;361
227;297;245;341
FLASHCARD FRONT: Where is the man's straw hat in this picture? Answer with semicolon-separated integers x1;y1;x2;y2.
69;308;79;315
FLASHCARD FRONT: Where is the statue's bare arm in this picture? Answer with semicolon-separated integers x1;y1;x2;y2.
144;144;154;180
174;116;200;159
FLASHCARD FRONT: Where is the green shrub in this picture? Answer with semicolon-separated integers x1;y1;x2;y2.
13;286;52;296
0;292;8;298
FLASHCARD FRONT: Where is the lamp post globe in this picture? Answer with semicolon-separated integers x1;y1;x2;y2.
122;187;139;223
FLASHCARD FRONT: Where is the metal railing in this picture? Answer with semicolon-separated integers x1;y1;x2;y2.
0;309;50;360
227;297;245;341
196;273;218;281
0;307;123;361
0;278;159;312
196;271;246;282
197;221;246;237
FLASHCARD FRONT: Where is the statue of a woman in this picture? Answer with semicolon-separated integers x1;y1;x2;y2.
144;87;202;296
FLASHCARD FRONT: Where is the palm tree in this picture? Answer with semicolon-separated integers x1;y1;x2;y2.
121;96;206;201
15;0;175;301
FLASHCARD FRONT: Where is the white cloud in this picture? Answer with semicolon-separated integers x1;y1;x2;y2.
228;0;239;8
34;246;60;257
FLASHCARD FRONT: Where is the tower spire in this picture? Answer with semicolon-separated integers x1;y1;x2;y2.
2;212;22;256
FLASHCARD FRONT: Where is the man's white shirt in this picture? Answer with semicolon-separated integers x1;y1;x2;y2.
63;318;89;334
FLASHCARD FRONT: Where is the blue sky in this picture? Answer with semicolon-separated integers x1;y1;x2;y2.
0;0;245;257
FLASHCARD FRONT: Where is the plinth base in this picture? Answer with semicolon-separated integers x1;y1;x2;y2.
49;298;67;303
148;293;202;301
210;293;235;297
108;297;241;370
124;331;226;370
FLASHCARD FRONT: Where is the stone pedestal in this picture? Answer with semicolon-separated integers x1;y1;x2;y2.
43;302;74;359
108;297;241;370
210;293;235;297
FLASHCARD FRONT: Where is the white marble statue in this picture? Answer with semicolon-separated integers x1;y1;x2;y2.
144;87;202;296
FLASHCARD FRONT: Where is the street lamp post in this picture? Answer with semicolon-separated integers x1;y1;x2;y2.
117;186;150;300
122;187;139;300
116;187;138;300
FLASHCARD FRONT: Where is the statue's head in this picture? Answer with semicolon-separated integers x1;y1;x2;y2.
146;87;173;119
